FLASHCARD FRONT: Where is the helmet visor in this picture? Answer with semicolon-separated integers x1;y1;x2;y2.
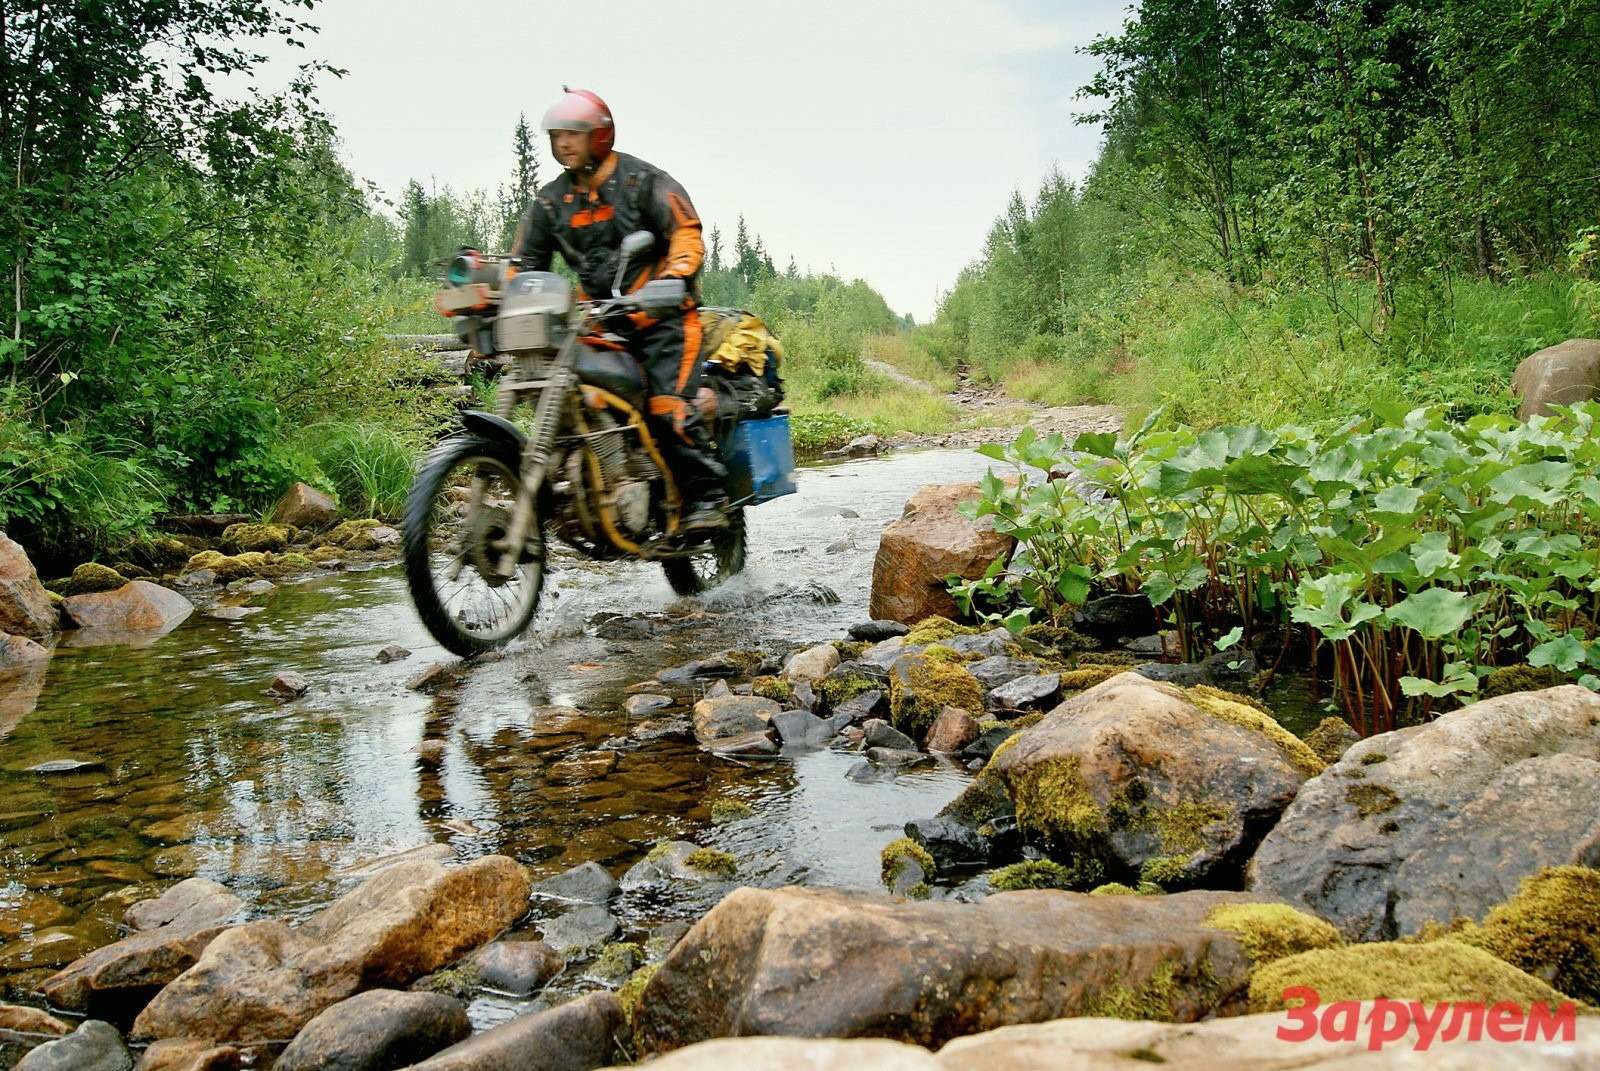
541;96;605;134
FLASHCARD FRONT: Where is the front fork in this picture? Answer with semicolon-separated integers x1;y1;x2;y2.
490;338;577;576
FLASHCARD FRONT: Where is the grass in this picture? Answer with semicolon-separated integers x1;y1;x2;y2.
864;332;958;392
966;268;1597;430
296;421;419;519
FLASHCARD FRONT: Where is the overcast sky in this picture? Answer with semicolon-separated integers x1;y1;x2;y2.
297;0;1131;319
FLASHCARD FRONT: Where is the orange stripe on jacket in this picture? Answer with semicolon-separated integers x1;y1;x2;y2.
662;192;704;279
675;307;704;395
570;204;616;228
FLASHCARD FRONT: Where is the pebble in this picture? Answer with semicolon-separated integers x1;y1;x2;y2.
376;644;412;663
267;670;309;699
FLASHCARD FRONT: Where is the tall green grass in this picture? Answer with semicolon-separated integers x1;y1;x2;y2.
297;421;418;519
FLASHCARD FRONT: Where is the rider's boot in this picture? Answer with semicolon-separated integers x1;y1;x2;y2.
665;414;729;534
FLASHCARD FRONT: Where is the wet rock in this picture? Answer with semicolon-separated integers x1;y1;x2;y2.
273;989;468;1071
370;526;402;548
869;483;1015;624
781;643;839;683
630;717;691;743
633;886;1271;1052
824;534;853;554
986;672;1061;712
531;861;619;905
547;751;619;783
374;645;411;664
1249;684;1600;940
886;855;927;897
318;519;381;550
862;719;916;751
173;569;216;589
538;905;619;953
134;1038;242;1069
825;434;883;459
865;747;928;767
624;693;672;717
0;532;57;640
416;740;446;769
1072;593;1156;643
704;678;732;699
267;670;309;699
588;940;643;983
269;482;340;530
206;606;260;622
407;663;456;692
770;709;834;748
14;1020;130;1071
62;581;193;633
620;842;736;891
944;629;1010;659
403;990;622;1071
0;1002;70;1035
691;694;778;744
227;578;275;598
849;620;908;642
1513;337;1600;419
966;655;1040;690
471;940;561;995
816;662;890;712
958;726;1016;763
40;905;234;1013
904;816;992;871
124;878;244;933
925;706;980;753
846;761;896;783
1124;633;1167;658
858;636;910;668
829;688;887;725
1133;662;1210;687
0;631;49;666
990;673;1319;887
710;730;778;757
646;920;692;961
791;679;818;712
132;855;530;1043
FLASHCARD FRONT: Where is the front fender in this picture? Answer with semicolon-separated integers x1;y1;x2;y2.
459;410;527;457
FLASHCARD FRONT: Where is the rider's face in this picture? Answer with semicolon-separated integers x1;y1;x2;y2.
551;129;590;170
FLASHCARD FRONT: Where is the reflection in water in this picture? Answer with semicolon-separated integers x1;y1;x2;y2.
0;449;1004;995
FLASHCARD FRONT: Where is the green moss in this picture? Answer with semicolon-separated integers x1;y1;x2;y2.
221;522;290;552
1463;866;1600;1005
308;545;344;563
1302;717;1359;763
1005;754;1104;845
1083;958;1219;1022
417;963;481;998
1360;751;1387;765
618;961;660;1030
1482;664;1562;699
903;615;977;646
683;848;737;879
817;670;879;709
320;518;381;549
643;841;677;863
1186;686;1325;778
1139;854;1192;888
708;798;753;825
889;651;984;736
937;766;1014;828
592;941;644;981
1136;883;1164;896
989;857;1103;891
1017;622;1095;656
1248;939;1573;1013
750;676;793;703
1060;664;1126;691
47;562;126;595
880;836;936;890
1006;711;1045;730
1205;903;1344;967
1346;782;1400;817
1090;882;1137;896
1136;799;1229;856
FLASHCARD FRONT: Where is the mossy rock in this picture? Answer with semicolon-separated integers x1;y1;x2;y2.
880;836;936;891
1090;882;1137;896
816;665;883;709
308;545;344;564
220;522;291;553
1304;716;1361;764
750;675;793;703
1462;865;1600;1005
47;562;126;596
319;518;382;550
1482;664;1562;699
416;962;481;999
1083;957;1221;1022
988;857;1103;891
1345;782;1399;818
937;764;1015;829
1248;939;1572;1013
1005;753;1104;847
591;941;644;982
1205;903;1344;967
1139;854;1193;888
903;615;978;646
1016;622;1095;658
1185;685;1324;778
889;650;984;737
1059;664;1127;692
618;961;661;1037
683;848;737;879
708;798;754;825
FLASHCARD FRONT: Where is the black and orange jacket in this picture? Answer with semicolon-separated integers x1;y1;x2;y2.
510;152;705;307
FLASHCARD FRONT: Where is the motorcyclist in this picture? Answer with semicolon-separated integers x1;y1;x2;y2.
510;88;728;533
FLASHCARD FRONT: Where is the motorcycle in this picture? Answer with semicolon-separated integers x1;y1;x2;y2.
403;230;795;657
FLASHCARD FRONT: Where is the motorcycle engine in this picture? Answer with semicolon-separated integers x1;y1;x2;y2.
608;481;651;536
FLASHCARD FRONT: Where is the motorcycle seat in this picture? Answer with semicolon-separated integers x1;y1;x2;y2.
575;344;647;408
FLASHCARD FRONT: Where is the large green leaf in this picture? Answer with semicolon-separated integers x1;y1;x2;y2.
1383;588;1478;640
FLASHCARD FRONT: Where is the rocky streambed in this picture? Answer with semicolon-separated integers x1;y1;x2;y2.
2;444;1599;1070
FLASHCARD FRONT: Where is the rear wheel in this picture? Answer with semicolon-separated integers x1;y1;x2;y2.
403;434;545;657
662;507;747;596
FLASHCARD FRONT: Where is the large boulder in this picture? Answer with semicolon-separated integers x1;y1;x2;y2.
1248;684;1600;941
869;483;1014;624
270;482;340;530
1512;338;1600;420
405;991;623;1071
132;855;529;1043
62;581;193;633
13;1020;130;1071
272;989;469;1071
987;673;1321;886
124;878;244;933
0;632;48;666
692;695;778;745
40;906;234;1016
631;885;1283;1053
0;531;57;640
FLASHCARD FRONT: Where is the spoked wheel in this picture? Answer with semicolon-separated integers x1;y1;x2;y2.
403;434;546;657
662;507;747;596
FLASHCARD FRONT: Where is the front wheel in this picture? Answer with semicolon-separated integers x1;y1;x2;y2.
662;507;747;596
404;434;546;657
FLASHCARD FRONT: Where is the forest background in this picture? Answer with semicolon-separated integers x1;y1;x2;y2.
1;0;1597;564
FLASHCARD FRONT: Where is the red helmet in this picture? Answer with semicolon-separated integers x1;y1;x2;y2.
541;88;615;163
